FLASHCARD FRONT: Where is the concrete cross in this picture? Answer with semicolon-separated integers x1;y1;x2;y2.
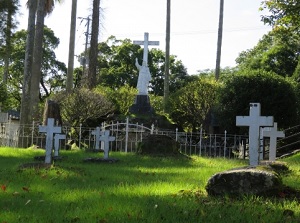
54;134;66;157
236;103;274;166
100;130;115;159
39;118;62;164
262;122;285;161
133;32;159;66
91;127;102;151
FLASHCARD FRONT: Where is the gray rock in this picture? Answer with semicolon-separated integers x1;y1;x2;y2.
206;168;283;196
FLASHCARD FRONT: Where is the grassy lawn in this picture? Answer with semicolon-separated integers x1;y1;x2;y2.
0;147;300;223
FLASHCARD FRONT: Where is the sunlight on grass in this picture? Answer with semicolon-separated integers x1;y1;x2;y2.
0;147;299;222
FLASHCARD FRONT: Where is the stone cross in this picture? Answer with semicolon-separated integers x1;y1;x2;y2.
262;122;285;161
91;127;102;151
100;130;115;159
39;118;62;164
236;103;274;166
133;32;159;66
54;134;66;157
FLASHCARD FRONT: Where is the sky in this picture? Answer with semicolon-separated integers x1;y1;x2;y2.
17;0;272;75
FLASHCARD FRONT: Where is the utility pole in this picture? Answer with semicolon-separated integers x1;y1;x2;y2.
215;0;224;80
78;16;90;85
164;0;171;112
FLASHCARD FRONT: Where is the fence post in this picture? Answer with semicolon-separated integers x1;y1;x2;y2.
125;117;129;153
79;123;82;149
151;124;154;134
199;127;202;156
175;128;178;141
31;120;35;146
224;130;227;158
141;124;143;141
6;115;11;146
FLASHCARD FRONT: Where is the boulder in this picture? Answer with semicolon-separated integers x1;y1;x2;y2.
206;167;283;196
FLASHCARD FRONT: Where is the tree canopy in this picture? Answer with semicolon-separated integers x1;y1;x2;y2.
0;27;66;110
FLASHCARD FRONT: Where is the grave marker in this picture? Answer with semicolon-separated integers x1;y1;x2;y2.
236;103;273;166
262;122;285;161
39;118;62;164
100;130;115;159
54;134;66;157
91;127;102;151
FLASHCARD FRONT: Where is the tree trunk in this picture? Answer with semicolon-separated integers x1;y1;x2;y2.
87;0;100;89
30;0;46;121
66;0;77;93
20;0;37;127
215;0;224;80
3;3;12;84
164;0;171;112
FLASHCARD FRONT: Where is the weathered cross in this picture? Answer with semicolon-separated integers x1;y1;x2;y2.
133;32;159;66
39;118;62;164
100;130;115;159
262;122;285;161
91;127;102;151
236;103;274;166
54;133;66;157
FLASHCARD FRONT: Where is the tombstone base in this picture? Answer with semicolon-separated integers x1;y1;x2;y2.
129;95;154;114
83;157;119;163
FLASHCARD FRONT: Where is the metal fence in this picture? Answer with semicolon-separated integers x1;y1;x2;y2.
0;119;250;158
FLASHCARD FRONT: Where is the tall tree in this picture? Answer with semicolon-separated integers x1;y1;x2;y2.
260;0;300;29
20;0;37;128
2;27;67;110
66;0;77;93
163;0;171;112
87;0;100;89
30;0;47;121
20;0;62;127
0;0;18;83
215;0;224;80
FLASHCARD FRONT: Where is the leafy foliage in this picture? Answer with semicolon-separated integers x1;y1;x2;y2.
0;27;67;110
216;71;299;133
52;88;115;127
236;29;300;78
0;81;8;109
94;36;189;96
169;77;219;131
95;85;137;115
260;0;300;29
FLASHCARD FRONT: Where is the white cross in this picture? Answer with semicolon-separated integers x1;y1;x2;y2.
100;130;115;159
39;118;62;164
91;127;102;151
262;122;285;161
54;134;66;157
133;32;159;67
236;103;274;166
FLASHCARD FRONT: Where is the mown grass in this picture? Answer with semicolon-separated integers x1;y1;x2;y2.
0;147;300;223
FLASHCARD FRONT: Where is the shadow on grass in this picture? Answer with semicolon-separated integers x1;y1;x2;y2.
0;148;299;222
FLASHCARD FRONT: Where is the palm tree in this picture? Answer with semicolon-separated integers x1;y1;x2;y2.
66;0;78;93
215;0;224;80
164;0;171;112
87;0;101;89
20;0;37;129
3;0;18;84
20;0;61;128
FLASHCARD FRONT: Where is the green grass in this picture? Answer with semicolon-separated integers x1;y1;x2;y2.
0;147;300;223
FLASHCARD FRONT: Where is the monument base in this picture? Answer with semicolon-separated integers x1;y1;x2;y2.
129;95;153;114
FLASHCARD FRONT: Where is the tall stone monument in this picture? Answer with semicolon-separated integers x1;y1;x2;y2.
130;32;159;114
